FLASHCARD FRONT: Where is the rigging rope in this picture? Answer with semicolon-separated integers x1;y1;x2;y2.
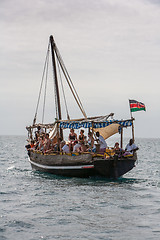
33;42;50;125
33;37;87;127
57;58;70;120
54;44;87;119
42;48;50;124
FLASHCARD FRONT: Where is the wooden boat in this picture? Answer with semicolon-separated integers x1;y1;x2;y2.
26;35;137;179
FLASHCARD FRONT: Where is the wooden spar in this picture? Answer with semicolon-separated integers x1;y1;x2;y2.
91;122;94;152
50;35;63;140
57;114;114;122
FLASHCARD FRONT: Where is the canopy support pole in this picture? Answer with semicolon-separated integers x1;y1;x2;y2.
120;127;123;149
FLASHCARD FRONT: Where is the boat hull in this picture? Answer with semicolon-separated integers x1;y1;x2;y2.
93;157;136;178
29;158;95;178
28;150;136;178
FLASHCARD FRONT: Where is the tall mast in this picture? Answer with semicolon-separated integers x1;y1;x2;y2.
50;35;63;140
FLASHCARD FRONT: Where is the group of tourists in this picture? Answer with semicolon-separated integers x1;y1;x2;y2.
112;139;139;157
26;127;139;156
27;133;52;152
26;128;107;154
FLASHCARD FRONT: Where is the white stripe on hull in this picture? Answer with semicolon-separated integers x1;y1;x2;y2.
29;158;94;170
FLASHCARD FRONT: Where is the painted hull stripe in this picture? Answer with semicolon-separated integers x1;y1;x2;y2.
29;159;94;170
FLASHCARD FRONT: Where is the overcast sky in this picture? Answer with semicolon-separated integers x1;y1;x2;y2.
0;0;160;138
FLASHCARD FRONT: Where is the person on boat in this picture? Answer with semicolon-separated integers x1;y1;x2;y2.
35;132;39;142
44;133;51;152
113;142;124;157
77;141;87;153
35;126;44;141
62;141;70;153
95;131;107;153
86;132;95;152
59;140;65;152
44;136;57;153
124;139;139;155
78;129;85;144
30;140;35;149
25;140;35;149
68;129;77;151
51;136;62;152
73;140;81;152
37;136;45;151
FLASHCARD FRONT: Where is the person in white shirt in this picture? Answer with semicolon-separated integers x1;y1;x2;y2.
124;139;139;155
96;131;107;153
62;142;70;153
73;140;81;152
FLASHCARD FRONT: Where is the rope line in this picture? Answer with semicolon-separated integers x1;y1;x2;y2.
42;49;50;123
57;58;70;120
33;42;50;125
32;37;87;126
54;44;87;119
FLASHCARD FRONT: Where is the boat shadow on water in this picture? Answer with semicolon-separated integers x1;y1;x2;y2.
32;169;140;185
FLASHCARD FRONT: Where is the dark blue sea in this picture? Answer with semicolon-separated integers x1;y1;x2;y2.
0;136;160;240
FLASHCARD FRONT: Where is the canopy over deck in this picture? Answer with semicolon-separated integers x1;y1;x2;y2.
59;119;133;129
26;114;134;140
26;115;133;131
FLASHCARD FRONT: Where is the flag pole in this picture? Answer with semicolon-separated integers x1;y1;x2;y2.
129;100;135;143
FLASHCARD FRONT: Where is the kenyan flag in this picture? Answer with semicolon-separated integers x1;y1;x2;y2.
129;99;146;112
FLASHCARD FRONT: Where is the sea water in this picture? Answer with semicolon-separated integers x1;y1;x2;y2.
0;136;160;240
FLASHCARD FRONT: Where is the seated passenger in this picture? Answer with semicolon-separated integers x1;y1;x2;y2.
35;131;40;142
73;140;81;152
86;132;95;152
45;137;58;153
59;139;65;152
95;131;107;153
78;129;85;144
25;140;35;149
124;139;139;155
62;142;70;153
30;140;35;149
37;136;45;151
114;142;124;156
35;126;44;141
52;137;62;152
78;141;87;153
68;129;77;151
44;133;51;152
